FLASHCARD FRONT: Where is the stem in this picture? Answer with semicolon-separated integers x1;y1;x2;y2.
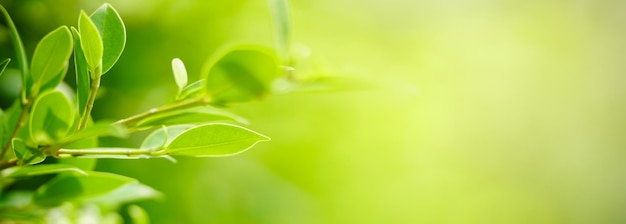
78;68;102;130
0;159;18;170
115;97;210;127
56;148;158;157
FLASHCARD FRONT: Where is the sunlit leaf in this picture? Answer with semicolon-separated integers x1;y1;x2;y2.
203;46;280;103
78;11;103;71
1;164;85;178
30;26;73;92
84;183;162;206
171;58;188;93
164;123;270;157
177;79;205;100
140;125;194;149
33;171;136;206
60;121;127;145
89;3;126;74
29;91;75;144
71;27;91;114
136;107;248;128
0;58;9;77
128;204;150;224
268;0;291;62
11;139;44;165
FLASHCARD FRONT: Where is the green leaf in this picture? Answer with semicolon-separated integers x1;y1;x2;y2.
30;26;73;92
71;27;91;114
29;91;75;144
89;3;126;74
0;58;9;77
60;122;127;145
136;106;249;128
78;11;103;71
33;171;136;206
177;79;205;100
1;164;85;178
140;125;194;149
12;139;45;165
202;46;280;103
128;205;151;224
172;58;188;93
0;5;30;97
268;0;291;62
164;123;270;157
84;183;162;206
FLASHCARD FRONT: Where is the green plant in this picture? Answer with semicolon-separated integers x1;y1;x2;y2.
0;1;300;222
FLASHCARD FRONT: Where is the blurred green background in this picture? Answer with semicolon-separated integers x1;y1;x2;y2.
2;0;626;223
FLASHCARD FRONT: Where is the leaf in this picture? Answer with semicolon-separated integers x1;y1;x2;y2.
128;204;151;224
177;79;205;100
136;106;249;128
268;0;291;62
1;164;85;178
171;58;188;93
78;11;103;71
30;26;73;91
0;58;9;77
60;121;127;145
164;123;270;157
29;91;75;144
140;125;194;149
202;46;280;103
84;183;162;206
89;3;126;74
71;27;91;114
0;5;30;95
33;171;136;206
12;139;45;165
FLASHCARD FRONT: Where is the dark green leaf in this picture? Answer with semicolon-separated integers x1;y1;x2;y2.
29;91;75;144
0;5;30;96
203;46;280;103
12;139;44;165
164;123;270;157
71;27;91;114
33;171;136;206
136;107;248;128
268;0;291;62
140;125;194;149
30;26;73;91
172;58;188;92
89;3;126;74
78;11;103;71
1;164;85;178
0;58;9;77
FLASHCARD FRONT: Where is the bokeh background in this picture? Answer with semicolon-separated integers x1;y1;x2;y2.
2;0;626;223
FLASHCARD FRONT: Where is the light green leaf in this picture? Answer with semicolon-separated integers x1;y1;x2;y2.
29;91;75;145
202;46;280;103
128;205;151;224
71;27;90;114
0;5;30;96
140;125;194;149
172;58;188;93
30;26;73;91
177;79;205;100
89;3;126;74
164;123;270;157
78;11;103;71
268;0;291;62
1;164;85;178
60;122;127;145
84;183;162;207
12;139;45;165
0;58;9;77
136;106;248;128
33;171;137;206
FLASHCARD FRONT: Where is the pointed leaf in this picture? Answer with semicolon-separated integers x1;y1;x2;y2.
29;91;75;144
89;3;126;74
71;27;90;114
12;139;45;165
78;11;103;71
0;58;9;77
136;106;248;128
33;171;137;206
164;123;270;157
30;26;73;91
1;164;85;178
202;46;280;103
171;58;188;92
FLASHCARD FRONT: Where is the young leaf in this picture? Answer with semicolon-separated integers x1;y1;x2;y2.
60;122;127;146
78;11;103;71
33;171;137;206
71;27;91;114
177;79;205;100
0;58;9;77
30;26;73;91
1;164;85;178
136;106;249;128
163;123;270;157
0;5;30;95
128;204;151;224
268;0;291;62
171;58;188;93
12;139;45;165
140;125;194;149
203;46;280;103
29;91;75;144
89;3;126;74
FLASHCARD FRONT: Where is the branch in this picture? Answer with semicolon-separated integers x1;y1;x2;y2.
114;97;210;127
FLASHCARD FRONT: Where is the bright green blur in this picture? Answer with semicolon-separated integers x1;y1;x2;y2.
1;0;625;223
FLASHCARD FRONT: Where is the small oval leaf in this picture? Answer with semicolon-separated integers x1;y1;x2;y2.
12;138;45;165
89;3;126;74
29;91;75;144
164;123;270;157
78;11;103;71
30;26;73;90
171;58;188;92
